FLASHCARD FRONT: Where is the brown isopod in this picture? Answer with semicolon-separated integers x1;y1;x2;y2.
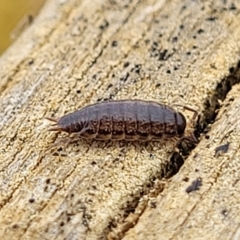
46;99;198;146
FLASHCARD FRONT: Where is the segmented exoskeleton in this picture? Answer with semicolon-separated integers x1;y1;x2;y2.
46;100;198;145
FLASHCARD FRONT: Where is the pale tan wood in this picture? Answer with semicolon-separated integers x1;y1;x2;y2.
122;83;240;240
0;0;240;240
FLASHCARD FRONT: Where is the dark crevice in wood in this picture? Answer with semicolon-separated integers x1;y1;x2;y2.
201;61;240;131
162;61;240;181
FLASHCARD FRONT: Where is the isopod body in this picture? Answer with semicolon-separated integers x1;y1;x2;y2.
47;100;195;143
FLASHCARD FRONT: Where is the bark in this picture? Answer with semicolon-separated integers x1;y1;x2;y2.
0;0;240;239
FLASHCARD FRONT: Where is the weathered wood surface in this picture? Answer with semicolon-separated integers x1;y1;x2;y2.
0;0;240;239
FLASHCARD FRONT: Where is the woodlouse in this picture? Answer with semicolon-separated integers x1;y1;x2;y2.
46;99;198;145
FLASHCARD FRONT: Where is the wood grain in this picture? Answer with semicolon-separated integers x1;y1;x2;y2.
0;0;240;239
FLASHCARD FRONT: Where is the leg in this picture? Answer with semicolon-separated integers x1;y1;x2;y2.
181;105;198;122
176;132;198;149
47;138;72;151
173;104;198;126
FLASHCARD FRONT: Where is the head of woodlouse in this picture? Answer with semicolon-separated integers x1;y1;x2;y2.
57;115;83;133
47;115;82;133
176;112;187;137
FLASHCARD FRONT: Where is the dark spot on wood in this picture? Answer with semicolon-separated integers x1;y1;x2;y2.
109;94;114;99
113;157;120;163
166;70;171;74
215;143;229;157
107;84;113;90
150;201;157;208
12;224;19;229
172;37;178;42
205;135;210;139
99;20;109;30
153;41;158;48
229;3;236;10
181;5;186;10
112;40;118;47
183;177;189;182
179;24;184;29
197;28;204;34
206;16;217;21
28;59;34;65
221;209;228;216
186;178;202;193
145;39;150;44
69;193;74;198
123;62;130;68
76;89;81;94
29;198;35;203
46;179;51;184
158;49;168;61
108;220;117;228
120;72;129;82
155;83;161;88
131;64;141;74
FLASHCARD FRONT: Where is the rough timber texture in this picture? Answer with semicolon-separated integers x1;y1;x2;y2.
0;0;240;240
